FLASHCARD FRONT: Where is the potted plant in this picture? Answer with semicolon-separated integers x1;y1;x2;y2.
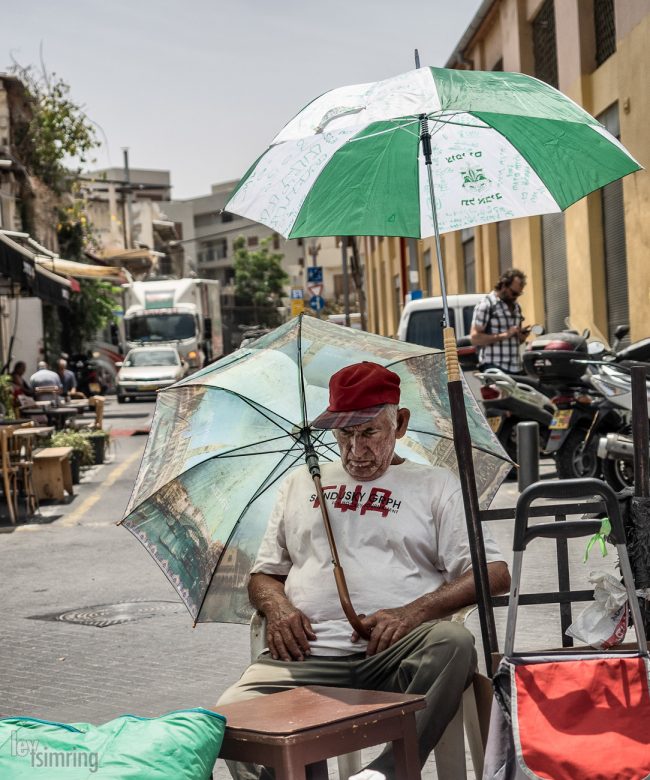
0;374;16;419
48;430;94;484
84;428;111;465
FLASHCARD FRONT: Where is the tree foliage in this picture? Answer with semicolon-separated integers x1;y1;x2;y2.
11;63;114;355
57;199;114;354
11;63;99;192
233;236;288;326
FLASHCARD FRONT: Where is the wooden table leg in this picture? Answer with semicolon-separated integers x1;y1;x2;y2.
274;745;310;780
392;712;421;780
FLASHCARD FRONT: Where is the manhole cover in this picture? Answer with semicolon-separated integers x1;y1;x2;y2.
28;600;185;628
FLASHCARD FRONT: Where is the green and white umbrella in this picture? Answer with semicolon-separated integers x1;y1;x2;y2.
226;66;640;243
225;64;641;671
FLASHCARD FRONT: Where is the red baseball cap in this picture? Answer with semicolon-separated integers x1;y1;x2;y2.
311;362;401;429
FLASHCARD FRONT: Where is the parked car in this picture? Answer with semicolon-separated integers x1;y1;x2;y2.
116;346;187;403
397;293;487;370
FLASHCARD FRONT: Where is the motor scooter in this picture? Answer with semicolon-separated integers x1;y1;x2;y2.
564;325;650;489
478;367;557;462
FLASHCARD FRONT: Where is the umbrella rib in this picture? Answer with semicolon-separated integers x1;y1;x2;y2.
406;426;513;463
348;118;421;143
194;446;309;623
169;382;298;438
296;316;309;429
124;431;297;519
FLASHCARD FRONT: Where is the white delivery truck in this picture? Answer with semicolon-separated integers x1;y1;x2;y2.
121;279;222;370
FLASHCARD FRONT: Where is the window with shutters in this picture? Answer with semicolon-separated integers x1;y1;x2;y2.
497;221;512;276
594;0;616;66
462;228;475;293
533;0;558;88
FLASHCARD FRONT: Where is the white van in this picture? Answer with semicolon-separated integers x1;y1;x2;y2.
397;293;487;350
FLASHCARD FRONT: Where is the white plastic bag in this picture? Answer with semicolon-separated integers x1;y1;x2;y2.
565;572;629;650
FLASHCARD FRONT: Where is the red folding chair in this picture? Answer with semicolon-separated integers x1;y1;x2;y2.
483;479;650;780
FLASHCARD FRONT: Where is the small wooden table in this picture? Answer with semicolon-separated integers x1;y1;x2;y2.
13;426;55;439
32;446;74;501
215;685;425;780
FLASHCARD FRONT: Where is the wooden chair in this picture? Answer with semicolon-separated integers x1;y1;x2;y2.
250;611;486;779
8;422;39;517
0;422;35;524
34;385;61;404
0;427;19;524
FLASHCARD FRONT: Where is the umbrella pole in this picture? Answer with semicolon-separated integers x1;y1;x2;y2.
302;432;371;640
420;116;499;674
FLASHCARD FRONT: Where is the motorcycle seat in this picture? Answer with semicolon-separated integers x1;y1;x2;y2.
516;375;555;396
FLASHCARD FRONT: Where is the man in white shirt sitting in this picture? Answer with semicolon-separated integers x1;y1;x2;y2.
217;361;510;780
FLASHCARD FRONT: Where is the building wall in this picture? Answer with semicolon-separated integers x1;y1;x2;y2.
364;0;649;343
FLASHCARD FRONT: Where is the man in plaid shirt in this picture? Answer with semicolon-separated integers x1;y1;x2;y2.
470;269;530;374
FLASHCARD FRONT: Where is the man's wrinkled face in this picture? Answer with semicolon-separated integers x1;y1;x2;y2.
333;407;409;481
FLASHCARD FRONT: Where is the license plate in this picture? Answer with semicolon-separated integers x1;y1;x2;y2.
487;416;502;433
88;382;101;393
549;409;573;430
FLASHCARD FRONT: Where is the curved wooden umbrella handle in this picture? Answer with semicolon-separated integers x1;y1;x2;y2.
312;472;371;640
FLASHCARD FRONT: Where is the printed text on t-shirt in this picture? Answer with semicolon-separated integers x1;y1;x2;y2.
310;485;401;517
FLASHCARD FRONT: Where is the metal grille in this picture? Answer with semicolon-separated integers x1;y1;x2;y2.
542;212;569;332
533;0;558;88
595;0;616;66
497;221;512;275
602;179;629;345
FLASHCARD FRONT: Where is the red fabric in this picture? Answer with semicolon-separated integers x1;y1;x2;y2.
326;362;400;412
312;362;401;429
515;657;650;780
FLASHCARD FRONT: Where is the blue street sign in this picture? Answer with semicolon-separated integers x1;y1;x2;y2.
307;266;323;284
290;287;304;299
309;295;325;312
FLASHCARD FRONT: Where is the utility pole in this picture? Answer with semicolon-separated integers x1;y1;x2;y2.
308;240;320;267
122;148;135;249
341;237;350;327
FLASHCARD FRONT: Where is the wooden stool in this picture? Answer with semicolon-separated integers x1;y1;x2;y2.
215;685;425;780
32;447;74;501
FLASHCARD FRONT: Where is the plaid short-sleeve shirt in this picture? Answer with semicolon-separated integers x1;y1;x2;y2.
472;291;524;373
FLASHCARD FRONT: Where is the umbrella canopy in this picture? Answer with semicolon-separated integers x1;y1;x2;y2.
225;66;640;239
121;315;510;624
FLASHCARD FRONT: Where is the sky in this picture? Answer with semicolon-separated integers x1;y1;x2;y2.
3;1;482;200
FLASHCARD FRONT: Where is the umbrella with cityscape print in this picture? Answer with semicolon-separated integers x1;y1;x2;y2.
120;315;511;629
223;61;641;667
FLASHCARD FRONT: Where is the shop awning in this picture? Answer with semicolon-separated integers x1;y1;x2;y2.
0;230;72;307
34;264;72;308
34;256;124;280
0;231;36;292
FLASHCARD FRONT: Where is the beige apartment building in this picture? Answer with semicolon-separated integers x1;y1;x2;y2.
364;0;649;344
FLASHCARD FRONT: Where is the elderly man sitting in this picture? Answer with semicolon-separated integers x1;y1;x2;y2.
217;361;510;780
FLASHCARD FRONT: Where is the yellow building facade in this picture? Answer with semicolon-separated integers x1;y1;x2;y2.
364;0;649;344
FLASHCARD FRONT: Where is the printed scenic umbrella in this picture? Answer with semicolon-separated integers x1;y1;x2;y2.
224;63;641;667
120;317;511;637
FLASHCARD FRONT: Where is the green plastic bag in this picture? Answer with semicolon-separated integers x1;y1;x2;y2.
0;707;226;779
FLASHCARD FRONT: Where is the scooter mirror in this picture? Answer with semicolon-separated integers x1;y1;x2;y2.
530;324;545;336
587;341;605;355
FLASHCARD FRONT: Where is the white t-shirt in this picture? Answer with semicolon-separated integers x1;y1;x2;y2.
252;460;505;656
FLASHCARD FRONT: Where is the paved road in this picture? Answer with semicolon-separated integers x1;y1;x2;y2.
0;397;620;779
